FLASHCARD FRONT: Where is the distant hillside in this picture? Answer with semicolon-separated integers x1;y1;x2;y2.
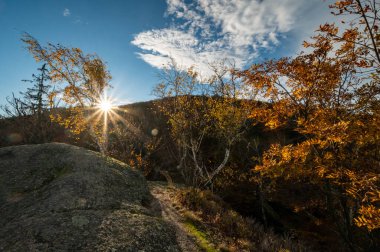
0;97;296;181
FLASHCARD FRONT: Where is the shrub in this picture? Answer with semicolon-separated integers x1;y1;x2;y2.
178;188;308;251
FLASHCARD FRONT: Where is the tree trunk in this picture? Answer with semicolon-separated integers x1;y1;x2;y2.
325;181;356;252
203;147;230;187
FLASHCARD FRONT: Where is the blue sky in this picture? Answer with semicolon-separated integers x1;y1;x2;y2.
0;0;334;106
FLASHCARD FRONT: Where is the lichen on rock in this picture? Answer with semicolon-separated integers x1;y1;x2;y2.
0;143;180;251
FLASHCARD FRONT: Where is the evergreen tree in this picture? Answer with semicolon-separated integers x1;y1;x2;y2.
21;64;51;121
20;63;52;142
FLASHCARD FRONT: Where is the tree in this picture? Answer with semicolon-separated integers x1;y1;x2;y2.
154;61;251;187
329;0;380;69
21;33;112;147
21;63;52;141
1;64;55;143
239;0;379;249
1;93;29;118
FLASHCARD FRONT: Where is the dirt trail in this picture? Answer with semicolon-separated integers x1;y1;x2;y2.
148;181;202;252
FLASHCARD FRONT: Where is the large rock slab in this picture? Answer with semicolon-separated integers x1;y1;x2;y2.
0;143;180;251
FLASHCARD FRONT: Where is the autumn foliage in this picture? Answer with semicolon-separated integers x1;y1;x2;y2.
21;33;112;145
154;62;251;187
154;0;379;249
237;0;380;247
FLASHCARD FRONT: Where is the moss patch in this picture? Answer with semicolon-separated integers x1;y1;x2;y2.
184;218;218;252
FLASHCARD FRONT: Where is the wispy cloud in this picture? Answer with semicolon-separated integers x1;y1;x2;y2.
132;28;247;78
132;0;332;77
63;8;71;17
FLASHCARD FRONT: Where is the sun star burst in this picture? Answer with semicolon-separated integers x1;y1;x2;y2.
97;94;115;113
99;99;112;112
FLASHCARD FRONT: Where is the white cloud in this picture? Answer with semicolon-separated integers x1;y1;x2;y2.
132;28;245;77
132;0;334;77
63;8;70;17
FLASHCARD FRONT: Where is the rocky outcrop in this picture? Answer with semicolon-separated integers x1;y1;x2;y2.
0;143;180;251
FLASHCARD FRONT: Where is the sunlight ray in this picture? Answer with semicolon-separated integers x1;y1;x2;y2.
84;109;103;124
108;109;143;137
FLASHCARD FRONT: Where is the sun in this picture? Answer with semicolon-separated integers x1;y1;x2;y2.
99;99;112;112
97;93;115;113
